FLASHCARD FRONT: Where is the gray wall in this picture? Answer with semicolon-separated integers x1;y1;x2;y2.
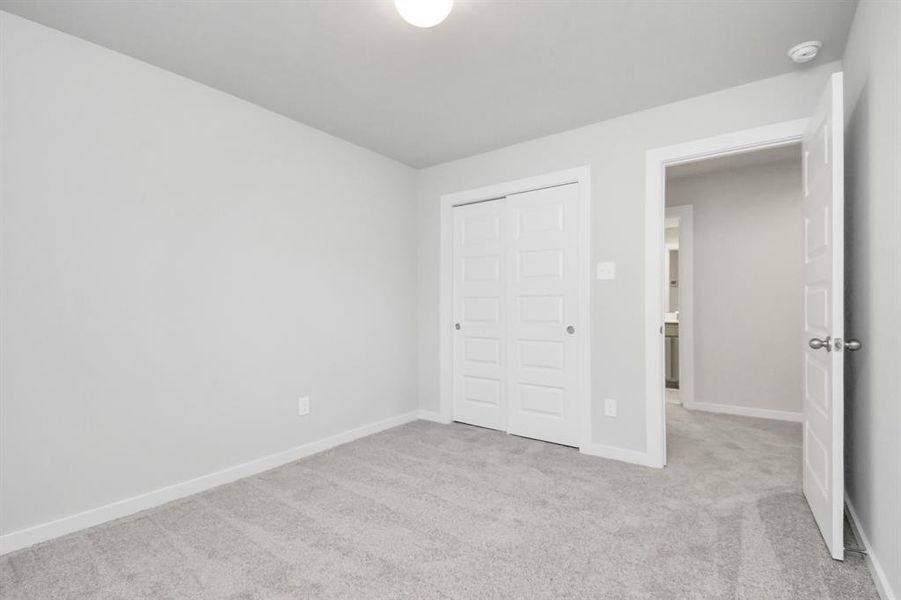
842;0;901;596
0;13;418;535
666;158;803;416
416;62;840;453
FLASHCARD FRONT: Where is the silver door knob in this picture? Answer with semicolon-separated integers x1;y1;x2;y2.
844;339;862;351
808;336;832;351
454;322;461;330
566;325;575;334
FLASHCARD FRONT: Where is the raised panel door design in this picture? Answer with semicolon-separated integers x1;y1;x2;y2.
463;215;501;245
804;354;829;418
505;183;581;446
800;73;845;560
804;206;830;260
804;285;829;335
518;295;565;323
519;383;565;417
463;255;501;282
518;249;564;279
452;183;582;448
517;203;563;235
804;421;830;500
518;340;565;372
462;376;501;407
464;337;501;366
452;201;506;430
462;297;501;323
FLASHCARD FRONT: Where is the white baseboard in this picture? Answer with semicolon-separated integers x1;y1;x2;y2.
683;401;802;423
417;409;452;424
580;443;661;468
845;494;897;600
0;410;420;556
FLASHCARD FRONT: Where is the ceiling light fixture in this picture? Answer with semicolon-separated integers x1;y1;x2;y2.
788;40;822;64
395;0;453;28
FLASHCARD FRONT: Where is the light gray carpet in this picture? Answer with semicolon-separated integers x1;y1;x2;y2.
1;406;878;599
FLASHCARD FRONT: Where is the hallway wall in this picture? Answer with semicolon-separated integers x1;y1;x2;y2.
666;156;804;419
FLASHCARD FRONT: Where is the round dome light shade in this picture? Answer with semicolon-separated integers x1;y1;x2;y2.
394;0;453;28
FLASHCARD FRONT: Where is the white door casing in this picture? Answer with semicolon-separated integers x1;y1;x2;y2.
801;71;845;561
645;119;808;469
451;181;584;447
452;200;507;430
505;184;581;446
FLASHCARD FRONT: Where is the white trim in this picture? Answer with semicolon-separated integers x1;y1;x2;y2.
683;401;802;423
579;443;659;468
439;166;592;450
845;494;897;600
664;205;694;406
0;410;420;556
417;409;452;424
645;119;808;468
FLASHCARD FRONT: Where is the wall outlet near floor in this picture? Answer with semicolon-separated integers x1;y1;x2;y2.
298;396;310;416
604;398;617;417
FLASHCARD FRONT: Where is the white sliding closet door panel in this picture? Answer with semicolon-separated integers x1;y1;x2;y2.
506;184;581;446
452;200;507;430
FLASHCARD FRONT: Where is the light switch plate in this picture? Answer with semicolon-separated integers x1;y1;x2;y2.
298;396;310;416
604;398;617;417
596;262;616;280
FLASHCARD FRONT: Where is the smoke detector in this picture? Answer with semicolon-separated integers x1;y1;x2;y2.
788;41;822;64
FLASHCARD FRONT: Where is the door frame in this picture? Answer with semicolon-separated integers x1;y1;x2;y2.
644;120;808;468
439;166;592;449
664;205;694;407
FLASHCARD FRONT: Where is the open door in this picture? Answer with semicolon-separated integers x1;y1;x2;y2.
801;72;845;561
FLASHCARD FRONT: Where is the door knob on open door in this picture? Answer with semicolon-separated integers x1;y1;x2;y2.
843;339;862;351
566;325;575;334
808;336;832;351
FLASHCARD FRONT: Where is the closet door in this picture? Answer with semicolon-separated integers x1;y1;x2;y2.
505;184;581;446
452;200;507;430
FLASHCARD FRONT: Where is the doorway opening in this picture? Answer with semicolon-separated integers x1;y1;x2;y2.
662;144;804;424
662;144;805;437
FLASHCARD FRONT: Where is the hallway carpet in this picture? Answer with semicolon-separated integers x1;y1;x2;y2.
0;406;878;599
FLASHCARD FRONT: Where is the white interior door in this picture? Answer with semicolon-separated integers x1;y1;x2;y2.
801;72;845;561
505;184;581;446
452;199;507;430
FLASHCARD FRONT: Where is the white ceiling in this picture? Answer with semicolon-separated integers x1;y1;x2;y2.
0;1;857;167
666;143;801;179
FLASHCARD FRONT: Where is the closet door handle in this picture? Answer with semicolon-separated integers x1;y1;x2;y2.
566;325;575;335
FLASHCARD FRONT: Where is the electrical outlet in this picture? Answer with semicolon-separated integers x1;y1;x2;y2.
604;398;617;417
596;262;616;280
298;396;310;416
